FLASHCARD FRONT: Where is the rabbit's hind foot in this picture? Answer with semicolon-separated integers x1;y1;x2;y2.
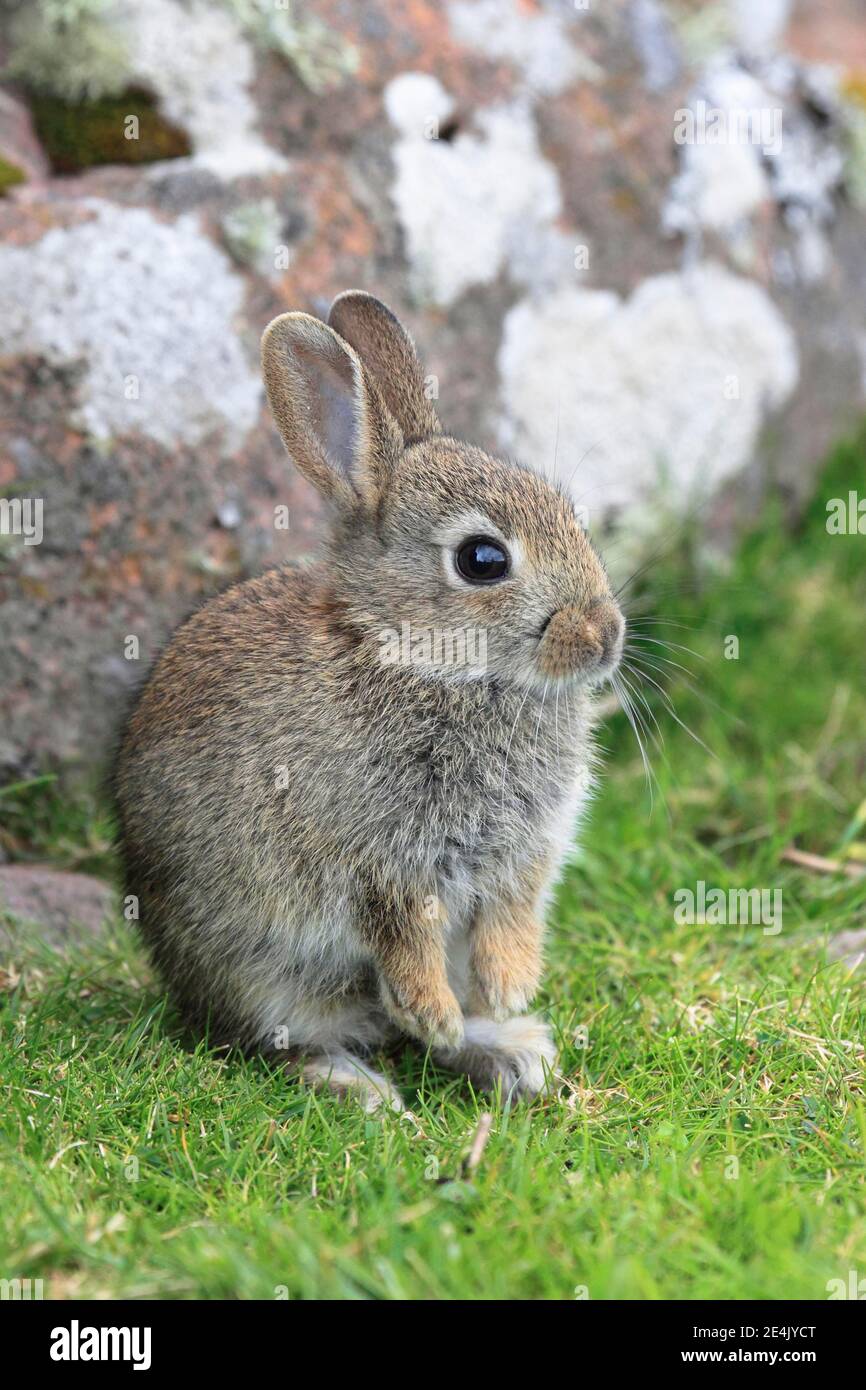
434;1014;558;1102
301;1051;404;1113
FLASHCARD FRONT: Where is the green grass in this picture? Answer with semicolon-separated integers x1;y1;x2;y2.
1;433;865;1300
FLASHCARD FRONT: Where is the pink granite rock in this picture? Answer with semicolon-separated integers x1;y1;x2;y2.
0;865;114;947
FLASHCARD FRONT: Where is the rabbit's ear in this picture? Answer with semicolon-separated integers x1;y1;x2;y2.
262;312;401;508
328;291;441;443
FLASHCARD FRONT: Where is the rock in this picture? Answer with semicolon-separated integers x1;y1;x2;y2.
628;0;681;93
447;0;593;97
123;0;287;179
0;200;262;450
0;88;50;186
385;79;563;306
0;350;320;773
0;866;115;949
827;929;866;971
0;0;864;775
497;263;799;520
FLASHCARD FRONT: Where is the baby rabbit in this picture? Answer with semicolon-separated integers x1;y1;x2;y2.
114;292;624;1111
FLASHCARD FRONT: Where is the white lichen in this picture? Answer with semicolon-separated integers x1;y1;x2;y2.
5;0;286;179
663;64;779;239
728;0;792;56
384;72;457;141
664;137;769;238
663;56;845;283
447;0;597;96
385;74;563;307
0;200;262;451
125;0;285;178
497;262;799;519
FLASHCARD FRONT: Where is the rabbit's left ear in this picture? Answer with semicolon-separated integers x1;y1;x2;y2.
328;291;441;443
261;311;401;510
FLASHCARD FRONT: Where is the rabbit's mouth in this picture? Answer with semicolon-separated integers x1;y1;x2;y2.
534;599;625;684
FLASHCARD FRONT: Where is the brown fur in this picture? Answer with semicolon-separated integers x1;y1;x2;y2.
468;854;549;1020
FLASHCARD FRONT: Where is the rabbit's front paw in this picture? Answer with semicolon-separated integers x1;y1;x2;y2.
470;956;542;1023
380;978;464;1050
469;916;543;1022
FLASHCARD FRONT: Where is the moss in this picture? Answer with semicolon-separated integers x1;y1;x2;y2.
28;87;191;175
0;156;27;195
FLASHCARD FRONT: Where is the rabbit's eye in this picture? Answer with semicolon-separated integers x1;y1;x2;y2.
454;536;510;584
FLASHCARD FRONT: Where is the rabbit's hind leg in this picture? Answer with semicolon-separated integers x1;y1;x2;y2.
256;975;403;1111
434;1014;558;1102
301;1051;404;1112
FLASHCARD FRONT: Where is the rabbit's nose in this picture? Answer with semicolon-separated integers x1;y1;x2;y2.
537;600;624;680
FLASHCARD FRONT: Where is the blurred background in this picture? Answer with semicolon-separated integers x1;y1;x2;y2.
0;0;864;779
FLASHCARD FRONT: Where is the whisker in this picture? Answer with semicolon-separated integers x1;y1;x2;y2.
623;650;743;729
501;683;533;817
621;580;756;609
620;658;715;758
623;645;697;682
625;633;709;664
532;680;550;773
610;671;656;808
562;437;609;498
616;667;667;758
611;491;730;601
623;616;703;632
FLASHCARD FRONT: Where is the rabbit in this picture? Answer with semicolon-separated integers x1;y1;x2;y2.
113;291;625;1112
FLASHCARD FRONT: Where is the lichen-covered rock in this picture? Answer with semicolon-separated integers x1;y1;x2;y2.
0;89;50;186
0;200;262;449
0;0;864;775
497;263;799;519
0;340;321;773
124;0;287;178
385;76;564;305
447;0;594;96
